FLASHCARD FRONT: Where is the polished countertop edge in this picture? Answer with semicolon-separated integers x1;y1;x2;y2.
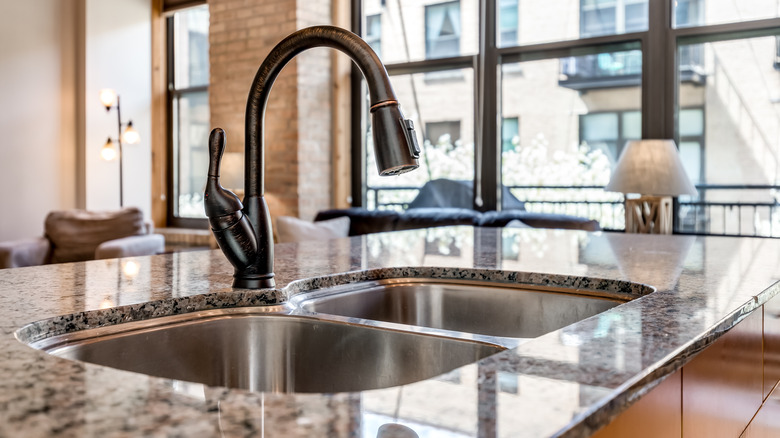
560;281;780;437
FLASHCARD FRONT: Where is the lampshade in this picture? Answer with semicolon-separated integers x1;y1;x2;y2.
122;121;140;144
605;139;697;196
100;138;117;161
99;88;117;109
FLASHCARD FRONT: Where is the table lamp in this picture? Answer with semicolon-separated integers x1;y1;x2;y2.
606;139;697;234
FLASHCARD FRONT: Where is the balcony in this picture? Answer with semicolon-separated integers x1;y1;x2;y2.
558;46;705;90
558;52;642;90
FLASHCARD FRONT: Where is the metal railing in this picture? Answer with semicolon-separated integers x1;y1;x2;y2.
677;185;780;237
367;184;780;237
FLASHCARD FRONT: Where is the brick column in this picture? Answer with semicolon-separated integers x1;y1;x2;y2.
209;0;332;220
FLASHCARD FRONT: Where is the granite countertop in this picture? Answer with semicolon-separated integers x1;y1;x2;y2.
2;226;779;437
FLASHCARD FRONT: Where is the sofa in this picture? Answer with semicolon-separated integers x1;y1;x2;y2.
0;207;165;269
315;179;600;236
315;207;600;236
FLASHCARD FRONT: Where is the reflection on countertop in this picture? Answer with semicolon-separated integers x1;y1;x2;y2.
1;226;779;437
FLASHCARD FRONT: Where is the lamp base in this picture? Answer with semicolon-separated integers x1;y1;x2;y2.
624;195;673;234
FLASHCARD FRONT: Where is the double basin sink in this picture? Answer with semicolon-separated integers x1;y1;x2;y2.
21;274;639;394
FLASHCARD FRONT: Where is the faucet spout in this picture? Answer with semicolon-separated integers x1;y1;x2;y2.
205;26;420;289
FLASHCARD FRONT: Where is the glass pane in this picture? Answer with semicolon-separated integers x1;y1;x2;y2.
426;2;461;59
362;0;477;64
679;141;702;183
582;113;618;141
673;0;778;29
173;5;209;89
679;108;703;136
365;68;475;210
498;0;647;47
502;117;520;151
581;6;616;37
174;92;210;218
365;14;382;57
676;36;780;236
624;2;648;32
498;0;519;47
501;49;641;228
622;111;641;139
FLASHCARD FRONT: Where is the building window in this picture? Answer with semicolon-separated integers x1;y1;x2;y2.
425;1;460;59
580;0;648;38
678;108;705;184
580;110;641;163
673;0;703;28
498;0;518;47
365;14;381;58
775;36;780;70
426;120;461;146
167;5;209;226
501;117;519;152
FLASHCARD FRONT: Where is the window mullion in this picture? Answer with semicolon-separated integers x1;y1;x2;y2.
477;0;499;212
643;0;674;139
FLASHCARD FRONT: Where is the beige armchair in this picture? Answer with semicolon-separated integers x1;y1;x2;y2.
0;208;165;269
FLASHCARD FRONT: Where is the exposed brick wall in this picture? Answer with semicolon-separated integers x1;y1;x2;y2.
209;0;332;220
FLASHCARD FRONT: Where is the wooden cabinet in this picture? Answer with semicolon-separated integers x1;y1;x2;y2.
682;310;763;437
743;383;780;438
764;295;780;397
595;307;768;437
592;371;681;438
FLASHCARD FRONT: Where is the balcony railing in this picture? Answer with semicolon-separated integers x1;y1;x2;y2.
558;51;642;90
558;45;705;90
367;184;780;238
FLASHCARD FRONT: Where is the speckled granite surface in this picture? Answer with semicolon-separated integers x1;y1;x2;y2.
1;226;779;437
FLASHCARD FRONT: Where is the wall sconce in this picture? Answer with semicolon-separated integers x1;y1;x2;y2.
606;139;697;234
100;88;140;207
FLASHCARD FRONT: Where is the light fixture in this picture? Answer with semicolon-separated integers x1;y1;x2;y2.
100;138;118;161
100;89;140;207
606;139;697;234
122;121;140;145
99;88;118;109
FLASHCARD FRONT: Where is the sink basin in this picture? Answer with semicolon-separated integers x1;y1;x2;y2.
28;307;504;394
292;278;627;345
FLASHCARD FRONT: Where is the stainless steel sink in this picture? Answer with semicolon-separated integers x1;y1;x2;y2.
23;273;638;394
292;278;626;345
30;307;504;394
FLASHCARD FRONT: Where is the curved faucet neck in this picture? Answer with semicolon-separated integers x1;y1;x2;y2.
244;25;396;198
205;25;418;289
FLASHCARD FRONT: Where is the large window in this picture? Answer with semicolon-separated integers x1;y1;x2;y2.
354;1;780;236
167;5;210;226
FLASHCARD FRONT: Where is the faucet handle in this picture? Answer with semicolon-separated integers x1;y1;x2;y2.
205;128;243;218
204;128;259;273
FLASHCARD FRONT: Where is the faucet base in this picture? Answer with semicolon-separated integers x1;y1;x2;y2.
233;274;275;289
